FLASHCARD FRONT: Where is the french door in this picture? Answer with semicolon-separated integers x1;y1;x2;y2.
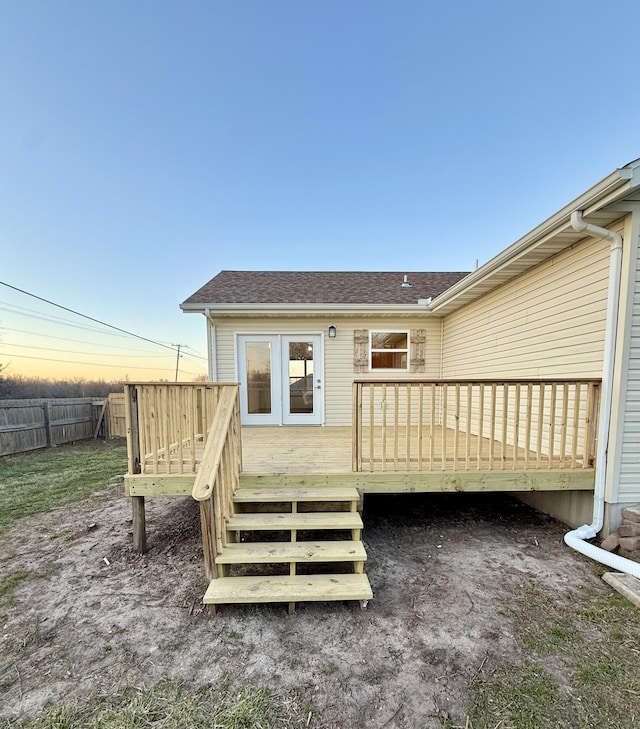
237;334;323;425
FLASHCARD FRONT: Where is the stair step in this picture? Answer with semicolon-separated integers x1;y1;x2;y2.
240;474;355;488
203;573;373;605
227;512;363;531
234;486;360;503
216;540;367;564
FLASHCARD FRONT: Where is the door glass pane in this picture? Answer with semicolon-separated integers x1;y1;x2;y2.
288;341;314;414
246;341;272;414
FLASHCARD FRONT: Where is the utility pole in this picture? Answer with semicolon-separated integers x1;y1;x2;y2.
172;343;186;382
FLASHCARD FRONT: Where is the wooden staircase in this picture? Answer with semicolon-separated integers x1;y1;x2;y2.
203;478;373;612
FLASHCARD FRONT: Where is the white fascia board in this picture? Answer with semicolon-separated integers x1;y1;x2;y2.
180;302;433;316
430;165;640;314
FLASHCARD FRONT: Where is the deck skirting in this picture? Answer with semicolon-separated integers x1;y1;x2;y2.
125;468;595;496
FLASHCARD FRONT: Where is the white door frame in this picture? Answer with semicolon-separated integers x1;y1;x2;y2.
237;334;281;425
281;334;323;425
235;332;325;426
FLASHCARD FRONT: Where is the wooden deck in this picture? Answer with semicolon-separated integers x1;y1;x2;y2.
124;381;597;606
126;424;596;496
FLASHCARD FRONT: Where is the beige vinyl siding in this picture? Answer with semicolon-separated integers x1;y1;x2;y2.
441;231;615;379
440;227;619;463
212;316;441;426
611;211;640;502
438;380;598;466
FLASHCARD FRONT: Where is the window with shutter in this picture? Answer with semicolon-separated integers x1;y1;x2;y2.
354;328;427;373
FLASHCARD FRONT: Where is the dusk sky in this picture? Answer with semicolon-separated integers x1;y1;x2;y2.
1;1;639;381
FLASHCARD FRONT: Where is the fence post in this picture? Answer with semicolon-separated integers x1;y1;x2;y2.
42;401;52;448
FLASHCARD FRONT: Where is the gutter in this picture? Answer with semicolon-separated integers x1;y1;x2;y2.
181;302;434;316
563;211;640;579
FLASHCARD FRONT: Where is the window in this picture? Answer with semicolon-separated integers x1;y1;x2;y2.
370;331;409;370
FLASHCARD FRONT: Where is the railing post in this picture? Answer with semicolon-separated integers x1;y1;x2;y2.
199;498;218;581
352;382;361;472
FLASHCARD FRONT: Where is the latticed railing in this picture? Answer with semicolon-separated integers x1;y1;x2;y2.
352;379;601;473
124;382;230;475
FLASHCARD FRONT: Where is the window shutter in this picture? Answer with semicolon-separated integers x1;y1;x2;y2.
354;329;369;373
410;329;427;373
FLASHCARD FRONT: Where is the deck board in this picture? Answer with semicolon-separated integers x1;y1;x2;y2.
242;427;353;473
241;426;590;474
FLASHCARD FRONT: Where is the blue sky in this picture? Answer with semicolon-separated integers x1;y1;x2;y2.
1;0;639;380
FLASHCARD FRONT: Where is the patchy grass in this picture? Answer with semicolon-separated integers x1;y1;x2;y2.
0;562;63;608
0;570;31;606
468;584;640;729
0;440;127;535
8;678;312;729
469;662;558;729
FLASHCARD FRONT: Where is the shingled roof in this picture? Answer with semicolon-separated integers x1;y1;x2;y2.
182;270;470;307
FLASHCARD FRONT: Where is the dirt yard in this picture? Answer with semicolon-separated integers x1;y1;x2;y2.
0;446;635;728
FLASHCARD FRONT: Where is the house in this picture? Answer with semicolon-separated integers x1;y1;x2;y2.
124;157;640;611
180;271;469;427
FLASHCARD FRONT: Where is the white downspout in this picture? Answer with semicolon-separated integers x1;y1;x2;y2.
563;211;640;578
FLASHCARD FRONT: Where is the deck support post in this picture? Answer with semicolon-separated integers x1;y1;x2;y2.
125;385;148;553
132;496;147;554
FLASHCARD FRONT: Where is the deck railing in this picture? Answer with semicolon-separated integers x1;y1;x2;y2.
191;385;242;581
125;382;231;476
353;379;601;473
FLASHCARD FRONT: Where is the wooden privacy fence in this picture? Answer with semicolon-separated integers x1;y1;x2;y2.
125;382;235;476
353;379;601;472
0;398;107;457
107;392;126;438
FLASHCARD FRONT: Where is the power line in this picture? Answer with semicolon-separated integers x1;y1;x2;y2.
0;304;144;338
156;340;208;361
5;352;177;372
1;300;209;361
181;345;208;361
2;351;204;377
0;307;209;360
0;281;182;354
0;326;184;354
2;342;174;358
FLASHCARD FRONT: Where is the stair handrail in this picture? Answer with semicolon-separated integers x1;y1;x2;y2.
192;384;242;580
192;385;239;501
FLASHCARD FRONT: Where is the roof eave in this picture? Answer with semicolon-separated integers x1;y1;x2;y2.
429;162;640;315
180;302;434;317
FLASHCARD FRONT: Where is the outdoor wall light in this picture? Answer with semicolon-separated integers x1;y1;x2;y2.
328;325;337;338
